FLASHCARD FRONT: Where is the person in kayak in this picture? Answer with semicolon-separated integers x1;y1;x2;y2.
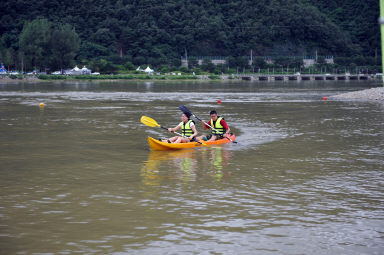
197;110;230;141
161;112;198;143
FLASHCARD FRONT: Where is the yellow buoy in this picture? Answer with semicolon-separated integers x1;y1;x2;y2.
39;103;45;107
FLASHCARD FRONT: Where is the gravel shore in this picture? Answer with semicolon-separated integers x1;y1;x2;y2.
331;87;384;101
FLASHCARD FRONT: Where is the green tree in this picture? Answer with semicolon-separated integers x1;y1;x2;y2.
91;28;116;48
236;56;249;69
0;0;379;69
273;57;291;67
77;42;110;59
188;57;198;69
201;58;215;72
0;36;5;63
291;58;303;68
252;57;267;69
89;58;118;73
4;48;16;70
226;56;236;68
48;24;80;70
124;61;135;70
19;19;51;70
169;58;181;68
316;56;326;65
334;57;349;66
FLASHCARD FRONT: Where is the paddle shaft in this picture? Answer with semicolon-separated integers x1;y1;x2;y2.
159;125;184;137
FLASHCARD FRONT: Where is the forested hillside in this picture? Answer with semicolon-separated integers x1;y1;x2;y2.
0;0;379;71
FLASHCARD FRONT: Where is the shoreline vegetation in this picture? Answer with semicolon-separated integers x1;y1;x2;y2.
0;73;381;82
0;74;217;81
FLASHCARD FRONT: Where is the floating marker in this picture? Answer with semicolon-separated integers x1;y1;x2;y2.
323;97;327;101
217;99;222;104
39;102;45;107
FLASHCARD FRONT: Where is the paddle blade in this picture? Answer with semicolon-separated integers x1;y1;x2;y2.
140;116;160;127
179;105;192;115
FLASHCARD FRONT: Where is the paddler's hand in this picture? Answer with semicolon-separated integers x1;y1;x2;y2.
168;128;173;132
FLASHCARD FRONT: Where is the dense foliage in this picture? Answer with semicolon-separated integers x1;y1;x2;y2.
0;0;379;72
18;19;79;71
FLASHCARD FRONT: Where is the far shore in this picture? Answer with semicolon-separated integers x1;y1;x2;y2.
0;74;219;82
0;73;381;83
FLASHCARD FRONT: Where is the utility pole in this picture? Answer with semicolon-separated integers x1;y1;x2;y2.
21;55;24;74
250;49;253;66
184;48;188;68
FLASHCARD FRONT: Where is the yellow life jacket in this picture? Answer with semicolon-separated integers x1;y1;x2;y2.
210;116;226;135
181;120;194;137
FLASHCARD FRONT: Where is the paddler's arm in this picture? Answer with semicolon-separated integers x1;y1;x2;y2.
202;120;210;130
189;124;198;141
168;123;182;132
221;119;230;136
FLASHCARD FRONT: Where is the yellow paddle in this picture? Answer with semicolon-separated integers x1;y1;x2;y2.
140;116;210;147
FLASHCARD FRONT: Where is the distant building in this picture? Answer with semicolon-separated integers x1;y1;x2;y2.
181;56;334;68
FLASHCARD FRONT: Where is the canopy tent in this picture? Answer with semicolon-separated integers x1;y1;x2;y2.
65;65;91;75
81;66;91;74
0;63;7;73
144;66;154;73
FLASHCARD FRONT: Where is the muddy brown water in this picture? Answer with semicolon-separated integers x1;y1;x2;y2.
0;80;383;254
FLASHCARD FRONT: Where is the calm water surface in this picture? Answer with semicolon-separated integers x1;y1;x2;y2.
0;80;383;254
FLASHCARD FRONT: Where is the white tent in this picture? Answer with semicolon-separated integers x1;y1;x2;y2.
81;66;91;74
66;65;91;75
144;66;154;73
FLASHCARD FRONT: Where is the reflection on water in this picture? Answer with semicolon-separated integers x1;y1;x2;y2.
141;147;233;188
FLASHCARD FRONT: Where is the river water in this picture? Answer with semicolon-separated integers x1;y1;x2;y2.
0;80;383;254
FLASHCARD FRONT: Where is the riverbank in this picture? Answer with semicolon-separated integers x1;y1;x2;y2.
0;74;221;81
331;87;384;101
1;73;381;82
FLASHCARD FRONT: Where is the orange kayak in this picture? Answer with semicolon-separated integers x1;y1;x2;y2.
147;134;236;151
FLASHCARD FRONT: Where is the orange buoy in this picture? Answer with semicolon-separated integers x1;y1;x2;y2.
323;97;327;101
39;102;45;107
217;99;222;104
